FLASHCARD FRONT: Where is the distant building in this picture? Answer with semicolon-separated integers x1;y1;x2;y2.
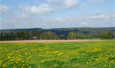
32;36;37;40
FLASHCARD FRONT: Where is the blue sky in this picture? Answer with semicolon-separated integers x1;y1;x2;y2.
0;0;115;29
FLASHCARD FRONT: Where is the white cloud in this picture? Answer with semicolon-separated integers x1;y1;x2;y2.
63;0;79;8
41;12;115;28
0;12;115;29
0;5;12;21
47;0;59;3
20;3;53;15
46;0;79;8
0;5;11;13
88;12;107;19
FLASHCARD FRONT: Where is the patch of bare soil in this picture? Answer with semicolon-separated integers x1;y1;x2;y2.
0;40;107;43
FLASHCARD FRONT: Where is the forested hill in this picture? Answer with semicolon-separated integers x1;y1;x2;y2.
0;27;115;40
0;27;114;35
50;27;115;36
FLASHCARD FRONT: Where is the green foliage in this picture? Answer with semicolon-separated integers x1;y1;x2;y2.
40;31;58;40
17;30;31;39
101;32;113;39
0;27;114;40
32;30;40;39
67;32;77;39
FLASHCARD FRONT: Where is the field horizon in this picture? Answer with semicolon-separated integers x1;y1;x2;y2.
0;40;113;43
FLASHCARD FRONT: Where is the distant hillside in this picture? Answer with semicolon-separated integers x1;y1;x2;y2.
0;27;115;38
50;27;115;36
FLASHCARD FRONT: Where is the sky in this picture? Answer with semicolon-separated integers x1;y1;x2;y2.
0;0;115;29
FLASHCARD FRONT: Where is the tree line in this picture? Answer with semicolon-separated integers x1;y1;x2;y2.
0;30;114;40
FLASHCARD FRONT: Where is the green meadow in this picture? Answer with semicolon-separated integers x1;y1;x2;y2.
0;41;115;68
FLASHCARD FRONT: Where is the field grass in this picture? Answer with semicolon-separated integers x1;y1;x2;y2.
0;41;115;68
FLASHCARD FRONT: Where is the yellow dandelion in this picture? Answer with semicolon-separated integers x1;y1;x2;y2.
29;66;32;68
23;64;25;66
8;56;11;59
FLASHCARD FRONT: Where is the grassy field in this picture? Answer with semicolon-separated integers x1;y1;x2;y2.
0;41;115;68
